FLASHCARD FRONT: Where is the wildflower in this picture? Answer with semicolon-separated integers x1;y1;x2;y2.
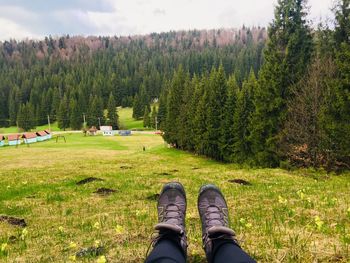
93;222;100;229
58;226;64;232
278;195;287;205
239;218;246;224
115;225;124;235
69;255;76;261
1;243;7;252
297;190;305;200
96;255;107;263
21;228;28;240
314;216;324;230
347;207;350;215
94;240;101;247
245;223;252;229
69;241;77;249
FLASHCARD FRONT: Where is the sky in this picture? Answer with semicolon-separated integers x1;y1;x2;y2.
0;0;335;41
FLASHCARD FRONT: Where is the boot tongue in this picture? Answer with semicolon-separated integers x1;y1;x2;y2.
155;223;183;234
208;225;235;237
207;206;223;226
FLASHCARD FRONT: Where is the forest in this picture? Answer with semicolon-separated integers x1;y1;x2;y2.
0;0;349;171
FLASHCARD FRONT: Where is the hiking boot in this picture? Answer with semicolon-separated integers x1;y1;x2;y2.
198;184;238;262
152;182;187;257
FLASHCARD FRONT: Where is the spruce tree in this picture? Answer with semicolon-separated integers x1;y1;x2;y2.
249;0;313;166
107;93;119;130
132;93;143;119
57;95;70;130
143;106;150;128
69;99;82;130
150;105;158;129
17;103;35;131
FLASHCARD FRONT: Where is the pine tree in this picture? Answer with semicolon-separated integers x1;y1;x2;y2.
69;99;82;130
107;93;119;130
249;0;313;167
17;103;35;131
132;93;143;119
220;76;239;162
143;106;150;128
57;95;70;130
150;105;158;129
232;70;256;163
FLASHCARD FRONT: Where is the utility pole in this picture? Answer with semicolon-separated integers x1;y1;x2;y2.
155;116;158;131
47;115;51;131
98;117;101;129
83;113;86;128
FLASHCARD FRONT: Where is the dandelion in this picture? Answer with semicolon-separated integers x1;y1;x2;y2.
69;241;77;249
94;240;101;247
347;207;350;215
314;216;324;230
115;225;124;235
69;255;76;261
297;190;305;200
1;243;7;252
96;255;107;263
245;223;252;229
58;226;64;232
278;195;287;205
239;218;246;225
21;228;28;240
93;222;100;229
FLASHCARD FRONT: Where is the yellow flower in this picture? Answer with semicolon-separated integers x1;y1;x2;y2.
21;228;28;240
94;240;101;247
314;216;324;230
115;225;124;235
297;190;305;200
58;226;64;232
69;241;77;249
245;223;252;229
69;255;76;261
239;218;246;224
96;255;107;263
347;207;350;214
93;222;100;229
278;195;287;205
1;243;7;252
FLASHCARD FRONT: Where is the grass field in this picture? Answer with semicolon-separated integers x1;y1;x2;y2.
0;133;349;262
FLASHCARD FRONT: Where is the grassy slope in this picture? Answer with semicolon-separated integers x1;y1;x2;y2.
0;134;349;262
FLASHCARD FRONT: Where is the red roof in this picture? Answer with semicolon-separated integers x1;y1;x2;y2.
8;134;21;141
36;131;47;136
44;130;51;134
0;135;4;141
22;133;37;139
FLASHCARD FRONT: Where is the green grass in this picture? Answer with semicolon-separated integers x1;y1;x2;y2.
0;122;61;134
118;107;144;130
0;134;349;262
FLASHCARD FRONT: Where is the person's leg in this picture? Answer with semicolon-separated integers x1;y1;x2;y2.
145;182;188;263
211;239;255;263
145;238;185;263
197;184;256;263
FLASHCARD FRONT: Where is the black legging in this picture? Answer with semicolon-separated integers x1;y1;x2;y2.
145;238;256;263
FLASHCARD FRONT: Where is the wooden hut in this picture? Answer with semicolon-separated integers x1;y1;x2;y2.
36;131;49;141
22;133;37;144
44;130;52;139
8;134;21;146
0;135;4;147
88;126;97;136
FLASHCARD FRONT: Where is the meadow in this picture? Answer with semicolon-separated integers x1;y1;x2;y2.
0;131;349;263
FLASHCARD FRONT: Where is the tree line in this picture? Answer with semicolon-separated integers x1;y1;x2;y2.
160;0;350;171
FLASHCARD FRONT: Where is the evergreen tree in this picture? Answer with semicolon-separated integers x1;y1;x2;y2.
17;103;35;131
69;99;82;130
143;106;150;128
107;93;119;130
150;105;158;129
132;93;143;119
57;95;70;130
249;0;313;166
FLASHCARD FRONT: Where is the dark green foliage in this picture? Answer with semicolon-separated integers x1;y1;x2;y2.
143;106;150;128
150;105;158;129
249;0;313;167
107;93;119;130
87;96;104;128
57;95;70;130
69;99;82;130
17;103;35;131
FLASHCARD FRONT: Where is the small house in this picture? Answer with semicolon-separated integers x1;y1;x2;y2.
119;130;131;136
44;130;52;139
88;126;98;136
36;131;49;141
103;130;117;136
8;134;21;146
22;133;37;144
0;135;4;147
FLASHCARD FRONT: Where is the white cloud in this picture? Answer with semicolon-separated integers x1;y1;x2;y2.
0;17;39;40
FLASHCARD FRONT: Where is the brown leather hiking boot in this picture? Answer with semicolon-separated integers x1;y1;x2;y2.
151;182;187;257
198;184;238;262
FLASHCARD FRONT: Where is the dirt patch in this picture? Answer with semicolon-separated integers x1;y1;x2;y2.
76;177;104;185
170;169;179;172
120;165;132;169
154;172;172;176
0;215;27;227
94;188;117;196
228;179;252;186
26;195;36;199
76;246;105;257
146;193;160;201
192;167;200;170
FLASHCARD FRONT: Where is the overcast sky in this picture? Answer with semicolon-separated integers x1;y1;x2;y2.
0;0;335;41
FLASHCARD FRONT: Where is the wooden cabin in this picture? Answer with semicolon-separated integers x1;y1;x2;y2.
36;131;49;141
8;134;21;146
22;133;37;144
88;126;97;136
0;135;4;147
